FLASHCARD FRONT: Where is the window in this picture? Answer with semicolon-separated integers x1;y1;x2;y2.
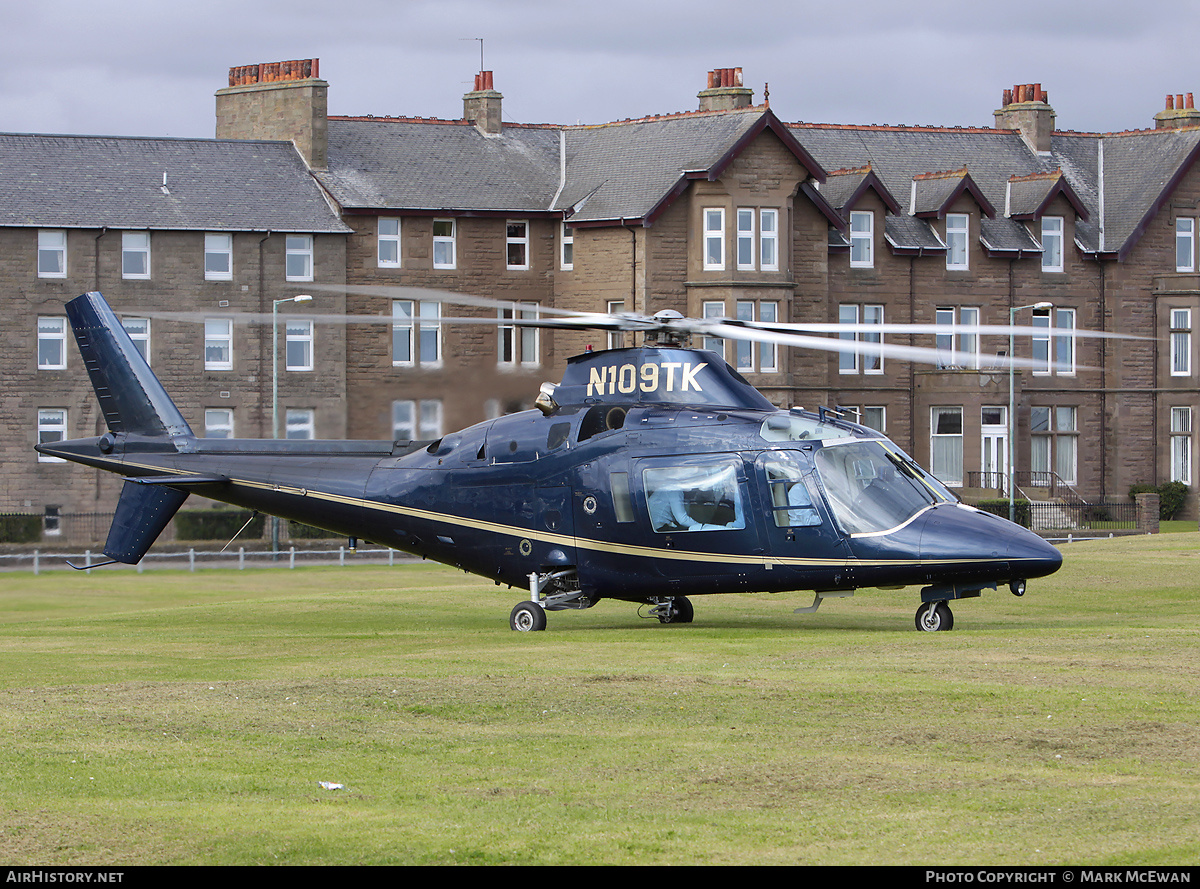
204;409;234;439
37;409;67;463
499;302;539;366
433;219;456;269
759;209;779;271
378;217;401;268
285;235;313;282
392;399;443;440
935;307;980;369
1030;405;1078;485
37;317;67;369
286;408;315;440
1171;308;1192;376
607;300;624;350
1032;307;1076;375
392;300;441;367
1041;216;1064;272
506;221;529;270
285;319;313;371
645;461;746;533
204;233;233;281
733;301;778;373
703;208;725;271
122;318;150;364
204;318;233;370
764;457;822;528
838;304;883;374
737;209;756;270
1178;218;1196;272
930;406;964;487
38;230;67;278
122;231;151;279
861;406;886;433
561;223;574;270
1171;406;1193;485
702;300;725;358
849;211;874;268
945;213;969;270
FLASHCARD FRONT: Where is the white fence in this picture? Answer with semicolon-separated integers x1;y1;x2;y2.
0;546;416;574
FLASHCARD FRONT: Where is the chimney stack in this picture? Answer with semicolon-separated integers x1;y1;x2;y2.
698;67;754;112
215;58;328;170
994;82;1056;154
463;71;503;135
1154;92;1200;129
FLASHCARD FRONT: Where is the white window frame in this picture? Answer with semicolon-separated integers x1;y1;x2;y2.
560;223;574;270
392;399;443;440
930;406;964;487
37;317;68;370
285;319;314;372
1171;308;1192;376
945;213;969;270
433;219;456;269
204;408;234;439
121;231;151;279
204;318;233;371
862;406;886;433
37;409;67;463
839;304;883;374
1030;405;1079;485
286;408;316;440
204;232;233;281
1178;218;1196;272
1032;307;1076;376
506;220;530;270
38;230;67;278
733;301;779;373
1171;406;1193;485
736;209;756;271
285;234;314;282
498;302;539;367
607;300;624;350
760;209;779;271
702;300;725;358
1041;216;1064;272
935;306;980;369
377;217;401;268
703;208;725;271
392;300;441;367
122;317;151;365
849;211;874;268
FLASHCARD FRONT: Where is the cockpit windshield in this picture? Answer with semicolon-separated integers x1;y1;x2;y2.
813;440;951;535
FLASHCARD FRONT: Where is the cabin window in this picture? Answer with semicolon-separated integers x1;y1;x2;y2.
643;461;745;533
610;472;635;523
764;458;822;528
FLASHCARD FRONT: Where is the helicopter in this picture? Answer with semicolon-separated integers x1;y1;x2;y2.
38;290;1077;633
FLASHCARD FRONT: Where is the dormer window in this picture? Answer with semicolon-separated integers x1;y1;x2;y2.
849;211;874;268
945;214;969;270
1041;216;1064;272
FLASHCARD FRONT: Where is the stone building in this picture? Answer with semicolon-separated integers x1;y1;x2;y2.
2;60;1197;530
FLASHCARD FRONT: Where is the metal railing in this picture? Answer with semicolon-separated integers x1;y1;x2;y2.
0;545;415;574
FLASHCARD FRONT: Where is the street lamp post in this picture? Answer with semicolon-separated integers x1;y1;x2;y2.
1008;301;1052;523
271;294;312;552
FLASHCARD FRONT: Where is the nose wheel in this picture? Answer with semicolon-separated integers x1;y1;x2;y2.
915;600;954;632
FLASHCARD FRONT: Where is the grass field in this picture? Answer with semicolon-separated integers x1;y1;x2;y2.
1;533;1198;865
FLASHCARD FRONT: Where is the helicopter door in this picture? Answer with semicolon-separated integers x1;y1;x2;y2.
755;451;854;586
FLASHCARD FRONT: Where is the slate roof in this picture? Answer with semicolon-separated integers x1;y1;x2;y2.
0;133;350;233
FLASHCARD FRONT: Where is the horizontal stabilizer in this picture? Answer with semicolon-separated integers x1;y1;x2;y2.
105;480;189;564
125;473;228;487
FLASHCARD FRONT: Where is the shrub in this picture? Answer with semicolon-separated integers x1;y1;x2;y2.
1128;482;1190;521
975;499;1030;528
173;510;265;541
0;514;42;544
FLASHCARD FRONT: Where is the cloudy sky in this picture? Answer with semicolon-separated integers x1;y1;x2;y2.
2;0;1197;140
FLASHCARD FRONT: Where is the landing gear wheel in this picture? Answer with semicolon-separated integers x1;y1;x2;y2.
915;600;954;632
665;596;693;624
510;601;547;632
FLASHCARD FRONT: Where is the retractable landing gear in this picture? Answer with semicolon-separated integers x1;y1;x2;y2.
915;600;954;632
646;595;694;625
509;569;591;632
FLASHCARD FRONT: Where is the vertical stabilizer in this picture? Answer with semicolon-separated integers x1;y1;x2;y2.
65;292;193;438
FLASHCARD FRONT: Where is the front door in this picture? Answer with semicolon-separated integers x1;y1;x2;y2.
981;406;1008;494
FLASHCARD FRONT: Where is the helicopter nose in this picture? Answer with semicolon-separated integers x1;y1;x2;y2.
918;503;1062;582
1005;521;1063;580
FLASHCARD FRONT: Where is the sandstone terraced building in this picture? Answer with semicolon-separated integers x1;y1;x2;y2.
2;60;1197;534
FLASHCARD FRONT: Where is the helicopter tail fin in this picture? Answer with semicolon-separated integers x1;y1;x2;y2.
62;292;195;564
65;292;194;439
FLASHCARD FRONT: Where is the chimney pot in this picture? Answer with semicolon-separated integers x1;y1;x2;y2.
1188;92;1195;109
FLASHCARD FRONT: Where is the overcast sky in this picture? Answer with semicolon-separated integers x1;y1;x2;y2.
2;0;1198;140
